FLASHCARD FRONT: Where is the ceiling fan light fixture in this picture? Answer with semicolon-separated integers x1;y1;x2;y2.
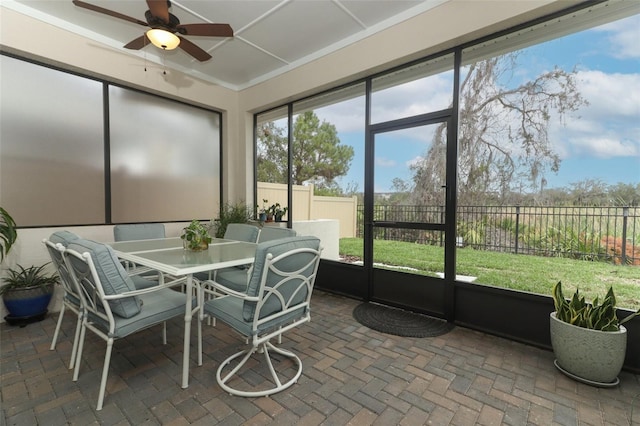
146;29;180;50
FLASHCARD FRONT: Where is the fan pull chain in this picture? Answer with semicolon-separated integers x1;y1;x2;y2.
162;49;167;75
144;36;148;72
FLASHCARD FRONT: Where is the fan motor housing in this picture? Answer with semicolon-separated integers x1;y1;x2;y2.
145;10;180;30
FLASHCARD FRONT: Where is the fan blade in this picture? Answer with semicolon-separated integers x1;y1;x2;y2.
178;36;211;62
146;0;170;24
72;0;148;27
178;23;233;37
124;35;150;50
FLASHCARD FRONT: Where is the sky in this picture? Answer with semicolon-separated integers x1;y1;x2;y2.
312;12;640;194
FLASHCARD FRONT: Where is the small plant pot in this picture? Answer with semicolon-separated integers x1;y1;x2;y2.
183;239;209;251
550;312;626;386
2;284;54;319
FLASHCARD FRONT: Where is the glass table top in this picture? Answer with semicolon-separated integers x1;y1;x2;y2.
109;238;257;275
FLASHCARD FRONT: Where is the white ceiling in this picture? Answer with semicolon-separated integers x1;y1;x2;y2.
4;0;446;90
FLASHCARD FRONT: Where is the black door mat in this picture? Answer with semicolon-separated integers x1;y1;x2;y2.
353;302;454;337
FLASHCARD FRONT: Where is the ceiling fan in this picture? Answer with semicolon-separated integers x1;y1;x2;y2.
72;0;233;61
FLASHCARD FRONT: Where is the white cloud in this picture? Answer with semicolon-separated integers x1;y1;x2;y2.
314;96;366;133
376;157;396;167
565;136;639;158
594;14;640;59
371;73;453;122
550;69;640;160
315;74;454;135
576;70;640;117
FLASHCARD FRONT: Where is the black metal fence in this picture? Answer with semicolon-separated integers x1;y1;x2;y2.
356;205;640;265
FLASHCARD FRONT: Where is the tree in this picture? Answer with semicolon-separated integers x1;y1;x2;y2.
608;183;640;207
411;53;587;205
257;122;287;183
257;111;354;192
567;179;609;206
388;178;412;205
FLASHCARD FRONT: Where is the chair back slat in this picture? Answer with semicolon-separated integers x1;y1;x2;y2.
253;247;320;330
257;226;296;243
114;223;165;241
224;223;260;243
44;239;78;300
243;236;321;325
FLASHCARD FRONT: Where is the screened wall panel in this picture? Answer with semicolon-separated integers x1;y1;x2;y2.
0;55;105;226
109;86;220;223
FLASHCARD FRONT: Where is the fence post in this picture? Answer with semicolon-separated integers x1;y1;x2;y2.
621;206;628;266
515;206;520;255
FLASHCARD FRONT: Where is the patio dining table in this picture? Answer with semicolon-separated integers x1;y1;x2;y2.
108;237;257;388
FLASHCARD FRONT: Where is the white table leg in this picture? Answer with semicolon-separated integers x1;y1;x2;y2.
182;274;193;388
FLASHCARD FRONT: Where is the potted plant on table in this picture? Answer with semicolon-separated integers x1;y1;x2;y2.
181;220;212;251
550;281;640;386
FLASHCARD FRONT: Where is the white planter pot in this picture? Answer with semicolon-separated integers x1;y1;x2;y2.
550;312;626;385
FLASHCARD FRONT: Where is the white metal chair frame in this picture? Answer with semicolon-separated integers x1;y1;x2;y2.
63;246;192;411
45;240;83;370
201;244;321;397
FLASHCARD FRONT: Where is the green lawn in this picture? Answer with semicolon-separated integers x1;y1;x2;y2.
339;238;640;310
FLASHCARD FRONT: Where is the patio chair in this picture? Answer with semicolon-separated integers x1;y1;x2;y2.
257;226;296;243
63;238;192;411
113;223;166;281
113;223;166;241
201;236;322;397
214;226;298;292
223;223;260;243
44;231;82;369
195;223;261;289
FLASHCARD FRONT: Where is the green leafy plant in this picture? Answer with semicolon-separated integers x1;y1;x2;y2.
268;203;288;221
552;281;640;331
214;201;253;238
180;220;212;251
1;207;18;263
260;199;269;214
0;264;59;296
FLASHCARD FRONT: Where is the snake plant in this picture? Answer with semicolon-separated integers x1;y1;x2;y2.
552;281;640;331
0;264;59;295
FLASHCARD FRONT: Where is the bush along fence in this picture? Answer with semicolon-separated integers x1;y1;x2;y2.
356;205;640;266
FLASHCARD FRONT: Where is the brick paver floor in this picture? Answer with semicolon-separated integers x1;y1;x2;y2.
2;290;639;425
